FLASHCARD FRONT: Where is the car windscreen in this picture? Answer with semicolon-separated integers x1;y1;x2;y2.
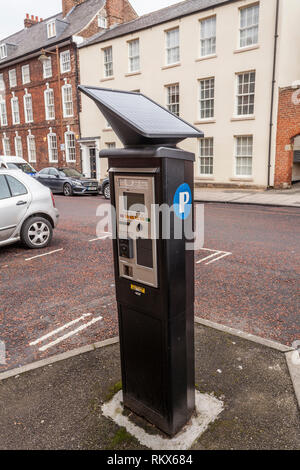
7;163;19;169
59;168;82;178
10;163;36;174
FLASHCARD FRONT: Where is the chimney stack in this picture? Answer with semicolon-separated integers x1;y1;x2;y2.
24;13;41;28
62;0;86;18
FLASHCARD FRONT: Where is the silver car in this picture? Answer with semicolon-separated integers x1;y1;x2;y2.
0;169;59;249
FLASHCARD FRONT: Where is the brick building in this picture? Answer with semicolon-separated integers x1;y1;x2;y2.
79;0;300;189
0;0;137;172
275;86;300;188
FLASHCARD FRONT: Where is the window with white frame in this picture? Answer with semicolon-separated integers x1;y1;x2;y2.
14;134;23;157
9;69;17;88
98;15;107;28
11;94;20;124
0;99;7;126
199;137;214;175
166;83;179;116
2;135;10;155
44;86;55;120
236;71;256;116
47;131;58;162
239;4;259;48
27;133;36;162
23;90;33;123
43;57;52;79
60;50;71;73
106;142;116;148
128;39;140;73
65;130;76;162
22;65;30;84
199;78;215;119
235;135;253;176
0;73;4;92
165;28;180;65
0;44;7;60
47;21;56;39
200;16;216;57
103;47;113;77
62;83;73;117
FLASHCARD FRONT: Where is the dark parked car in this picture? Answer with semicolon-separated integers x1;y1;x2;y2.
100;177;110;199
35;167;100;196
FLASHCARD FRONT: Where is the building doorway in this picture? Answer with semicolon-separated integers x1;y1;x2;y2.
292;135;300;183
89;148;97;179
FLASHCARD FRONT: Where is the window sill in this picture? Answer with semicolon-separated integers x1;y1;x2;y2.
125;71;141;77
100;76;115;82
230;177;254;182
195;54;217;63
234;45;259;54
196;176;215;180
162;62;181;70
194;119;216;125
231;115;255;122
103;128;113;132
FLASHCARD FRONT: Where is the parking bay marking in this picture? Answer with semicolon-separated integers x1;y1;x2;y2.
196;248;232;266
30;313;103;352
30;313;93;346
89;232;112;242
25;248;64;261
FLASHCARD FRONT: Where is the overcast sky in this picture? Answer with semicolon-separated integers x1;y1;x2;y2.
0;0;179;40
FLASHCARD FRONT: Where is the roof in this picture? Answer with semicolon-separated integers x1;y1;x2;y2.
78;85;203;146
81;0;237;48
0;0;105;67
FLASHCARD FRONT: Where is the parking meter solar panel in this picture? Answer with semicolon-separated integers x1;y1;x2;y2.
78;86;203;146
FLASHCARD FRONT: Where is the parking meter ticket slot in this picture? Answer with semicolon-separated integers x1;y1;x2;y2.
131;284;145;295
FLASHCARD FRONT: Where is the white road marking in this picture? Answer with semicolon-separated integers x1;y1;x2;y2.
29;313;92;346
205;252;232;265
89;233;112;242
196;248;232;266
25;248;64;261
38;316;103;352
196;251;222;264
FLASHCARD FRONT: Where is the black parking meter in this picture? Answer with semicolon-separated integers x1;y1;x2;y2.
79;86;203;436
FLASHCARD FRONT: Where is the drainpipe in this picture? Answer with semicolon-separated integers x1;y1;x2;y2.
73;42;83;172
267;0;280;188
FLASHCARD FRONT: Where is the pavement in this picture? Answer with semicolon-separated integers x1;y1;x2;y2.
194;182;300;207
0;322;299;450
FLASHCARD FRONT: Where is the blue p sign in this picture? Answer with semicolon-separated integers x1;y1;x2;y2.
173;183;192;220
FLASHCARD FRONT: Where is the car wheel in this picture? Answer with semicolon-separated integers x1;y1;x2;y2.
63;183;73;196
103;183;110;199
21;217;53;249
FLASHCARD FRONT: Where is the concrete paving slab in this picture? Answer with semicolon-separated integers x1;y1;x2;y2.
0;324;299;450
194;189;300;207
102;390;223;450
286;351;300;409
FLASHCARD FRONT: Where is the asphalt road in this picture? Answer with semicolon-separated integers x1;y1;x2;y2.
0;196;299;372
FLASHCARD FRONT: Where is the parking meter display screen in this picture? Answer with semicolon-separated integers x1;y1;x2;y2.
124;192;145;212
